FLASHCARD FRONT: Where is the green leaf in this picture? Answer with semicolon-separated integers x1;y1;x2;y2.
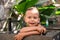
39;4;55;16
14;0;38;14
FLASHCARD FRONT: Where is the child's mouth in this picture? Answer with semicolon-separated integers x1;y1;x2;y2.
30;23;35;24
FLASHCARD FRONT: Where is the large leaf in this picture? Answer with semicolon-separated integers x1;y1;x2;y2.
38;4;55;16
56;8;60;15
14;0;38;14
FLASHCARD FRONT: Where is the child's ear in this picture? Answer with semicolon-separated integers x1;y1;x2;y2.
22;14;25;21
23;16;26;27
23;16;27;23
23;16;25;21
38;18;40;23
39;18;40;21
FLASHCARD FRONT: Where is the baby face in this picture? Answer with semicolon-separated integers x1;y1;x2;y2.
24;10;40;27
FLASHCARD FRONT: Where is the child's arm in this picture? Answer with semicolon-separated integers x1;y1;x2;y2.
20;26;46;33
14;31;40;40
20;27;37;33
14;26;46;40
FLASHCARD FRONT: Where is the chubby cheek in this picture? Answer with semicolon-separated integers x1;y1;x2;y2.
24;18;29;23
36;19;40;23
35;20;40;23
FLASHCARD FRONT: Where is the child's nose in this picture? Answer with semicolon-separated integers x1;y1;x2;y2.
31;18;34;21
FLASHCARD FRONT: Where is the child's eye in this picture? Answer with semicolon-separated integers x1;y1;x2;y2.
34;17;37;19
28;16;31;19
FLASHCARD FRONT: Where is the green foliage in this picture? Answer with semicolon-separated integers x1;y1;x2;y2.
14;0;38;14
56;8;60;15
39;4;55;16
38;4;60;26
38;4;56;25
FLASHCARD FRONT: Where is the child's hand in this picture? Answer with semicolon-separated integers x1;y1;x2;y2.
36;26;46;34
14;33;23;40
14;34;20;40
14;31;40;40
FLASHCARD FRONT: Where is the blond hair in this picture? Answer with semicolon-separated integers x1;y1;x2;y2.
26;7;39;14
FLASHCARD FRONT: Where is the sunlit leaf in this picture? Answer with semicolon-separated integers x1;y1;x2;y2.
14;0;38;14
